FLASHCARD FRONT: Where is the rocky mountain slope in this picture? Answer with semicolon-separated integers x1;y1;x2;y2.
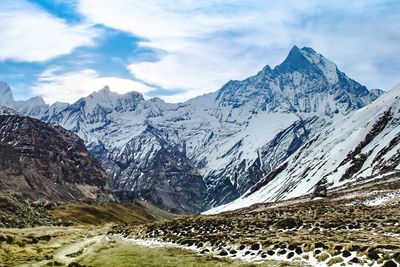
129;175;400;267
207;82;400;214
0;112;110;202
0;46;384;213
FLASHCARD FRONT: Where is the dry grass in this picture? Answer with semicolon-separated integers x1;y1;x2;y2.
49;200;174;225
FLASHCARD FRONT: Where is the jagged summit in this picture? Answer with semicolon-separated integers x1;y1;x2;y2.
216;46;381;116
79;86;145;115
273;46;339;84
273;45;318;74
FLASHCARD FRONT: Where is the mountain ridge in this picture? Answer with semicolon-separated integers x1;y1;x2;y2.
0;46;385;213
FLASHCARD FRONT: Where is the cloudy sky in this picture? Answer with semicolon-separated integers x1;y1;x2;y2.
1;0;399;104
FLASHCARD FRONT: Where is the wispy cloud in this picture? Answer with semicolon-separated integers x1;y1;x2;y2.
77;0;400;102
0;0;98;62
0;0;399;103
32;68;154;104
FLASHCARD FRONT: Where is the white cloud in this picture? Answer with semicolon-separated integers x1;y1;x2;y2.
0;0;98;62
32;68;154;104
77;0;400;101
77;0;295;101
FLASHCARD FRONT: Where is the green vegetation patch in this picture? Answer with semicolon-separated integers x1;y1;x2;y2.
79;240;305;267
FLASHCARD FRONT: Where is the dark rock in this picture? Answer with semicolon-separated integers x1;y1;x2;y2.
342;250;351;257
334;245;343;251
200;249;209;254
267;250;275;256
278;249;287;255
383;260;397;267
180;240;193;246
315;242;328;249
261;252;267;258
349;245;360;251
219;250;228;256
349;257;360;264
368;251;380;261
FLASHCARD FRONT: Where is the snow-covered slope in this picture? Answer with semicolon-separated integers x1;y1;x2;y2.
0;106;17;115
0;81;67;118
1;46;384;212
206;82;400;214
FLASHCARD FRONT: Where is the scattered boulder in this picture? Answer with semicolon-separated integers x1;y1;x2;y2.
261;252;267;258
278;249;287;255
383;260;397;267
200;249;209;254
342;250;351;257
315;242;328;249
295;247;303;255
368;251;380;261
267;250;275;256
251;243;260;250
218;250;228;256
349;257;361;264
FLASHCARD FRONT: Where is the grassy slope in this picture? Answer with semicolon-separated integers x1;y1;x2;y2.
49;200;174;225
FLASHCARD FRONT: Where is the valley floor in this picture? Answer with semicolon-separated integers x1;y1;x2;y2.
0;226;303;267
0;176;399;266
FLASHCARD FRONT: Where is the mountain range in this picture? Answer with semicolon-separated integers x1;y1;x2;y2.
0;46;386;213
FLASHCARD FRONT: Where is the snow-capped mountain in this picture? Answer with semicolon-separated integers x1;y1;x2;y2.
1;46;384;213
0;81;65;117
207;82;400;214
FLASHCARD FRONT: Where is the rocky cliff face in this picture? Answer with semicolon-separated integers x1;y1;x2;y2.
100;125;208;213
0;114;110;202
207;83;400;214
0;46;384;212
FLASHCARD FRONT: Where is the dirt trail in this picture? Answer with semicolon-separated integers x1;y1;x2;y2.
53;234;106;265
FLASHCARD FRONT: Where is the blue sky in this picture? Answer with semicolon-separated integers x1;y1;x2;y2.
0;0;399;104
